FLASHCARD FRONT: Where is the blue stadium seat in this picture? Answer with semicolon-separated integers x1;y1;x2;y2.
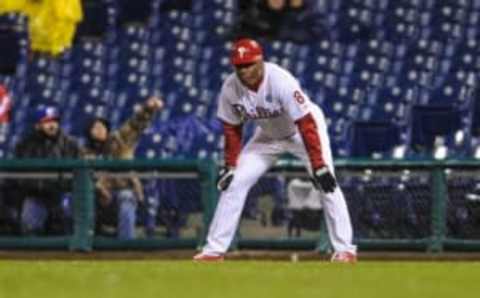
0;26;21;75
374;84;419;105
471;96;480;137
383;0;422;42
410;105;462;154
118;0;152;25
423;82;474;108
348;121;400;158
76;1;109;38
450;40;480;72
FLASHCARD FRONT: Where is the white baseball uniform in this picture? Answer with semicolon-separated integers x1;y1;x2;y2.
202;62;356;255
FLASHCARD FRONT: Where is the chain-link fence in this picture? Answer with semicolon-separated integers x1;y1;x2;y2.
93;174;204;240
1;159;480;252
236;168;433;250
0;171;75;237
446;169;480;240
339;169;432;240
0;159;217;250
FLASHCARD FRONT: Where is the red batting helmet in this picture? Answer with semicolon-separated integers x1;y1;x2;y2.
230;38;263;66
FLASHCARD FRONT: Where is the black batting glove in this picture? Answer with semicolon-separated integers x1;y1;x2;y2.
217;167;235;191
312;166;337;193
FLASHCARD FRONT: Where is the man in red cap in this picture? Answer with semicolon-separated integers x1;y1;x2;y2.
193;38;357;263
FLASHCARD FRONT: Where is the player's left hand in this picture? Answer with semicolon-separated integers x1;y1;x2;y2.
312;166;337;193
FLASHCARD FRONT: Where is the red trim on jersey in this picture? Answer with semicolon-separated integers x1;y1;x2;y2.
223;121;243;167
295;113;325;170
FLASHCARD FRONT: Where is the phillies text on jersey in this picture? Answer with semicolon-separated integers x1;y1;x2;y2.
217;62;313;139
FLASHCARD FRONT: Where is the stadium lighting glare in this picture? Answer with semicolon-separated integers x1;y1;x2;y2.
474;146;480;159
392;145;406;159
434;145;448;160
455;130;465;146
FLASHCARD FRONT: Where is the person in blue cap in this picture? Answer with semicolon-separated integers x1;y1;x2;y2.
13;105;82;235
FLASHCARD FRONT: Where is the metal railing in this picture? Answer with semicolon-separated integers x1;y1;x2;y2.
1;158;479;252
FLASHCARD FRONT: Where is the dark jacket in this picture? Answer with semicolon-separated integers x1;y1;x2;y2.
14;129;82;205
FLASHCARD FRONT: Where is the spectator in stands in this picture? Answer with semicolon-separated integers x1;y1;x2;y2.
14;105;82;235
235;0;323;42
84;96;163;240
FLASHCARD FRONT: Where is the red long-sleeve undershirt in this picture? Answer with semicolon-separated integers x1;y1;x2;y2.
223;121;243;167
295;113;325;170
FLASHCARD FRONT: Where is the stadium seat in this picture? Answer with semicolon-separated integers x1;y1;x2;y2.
0;28;20;75
76;1;109;38
349;121;400;158
118;0;153;25
410;105;462;154
471;96;480;137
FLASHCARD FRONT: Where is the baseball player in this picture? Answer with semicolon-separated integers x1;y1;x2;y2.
194;38;356;263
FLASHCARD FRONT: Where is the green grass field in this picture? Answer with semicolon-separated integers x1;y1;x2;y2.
1;261;479;298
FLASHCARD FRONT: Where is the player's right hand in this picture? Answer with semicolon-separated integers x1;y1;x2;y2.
312;166;337;193
217;167;235;191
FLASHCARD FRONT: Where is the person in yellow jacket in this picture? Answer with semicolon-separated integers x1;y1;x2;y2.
0;0;83;55
0;0;26;13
